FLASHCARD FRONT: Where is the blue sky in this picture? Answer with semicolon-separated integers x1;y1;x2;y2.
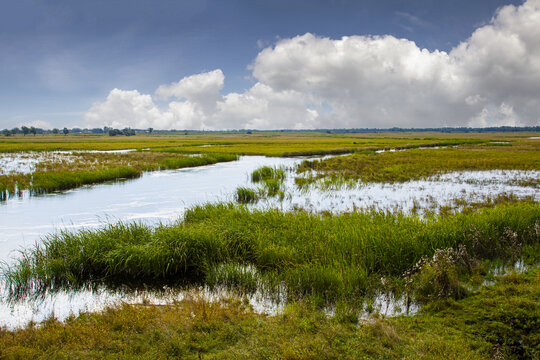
1;0;536;130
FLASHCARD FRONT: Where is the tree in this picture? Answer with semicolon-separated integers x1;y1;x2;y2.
63;127;69;135
30;126;37;136
2;129;11;137
21;126;30;136
148;127;153;134
122;128;135;136
52;128;59;134
11;127;20;134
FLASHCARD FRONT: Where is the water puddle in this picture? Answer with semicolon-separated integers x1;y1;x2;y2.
359;292;419;320
0;283;285;331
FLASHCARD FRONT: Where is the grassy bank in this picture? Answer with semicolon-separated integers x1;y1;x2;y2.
1;269;538;359
4;201;539;304
0;153;237;197
30;167;141;193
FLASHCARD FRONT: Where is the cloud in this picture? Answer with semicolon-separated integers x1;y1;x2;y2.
85;72;318;130
85;89;165;129
17;120;52;129
84;0;540;130
155;69;224;114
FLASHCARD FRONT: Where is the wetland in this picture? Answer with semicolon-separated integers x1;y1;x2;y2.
0;132;539;359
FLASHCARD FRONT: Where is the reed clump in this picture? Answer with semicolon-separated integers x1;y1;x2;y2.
251;166;285;183
4;202;539;305
249;166;286;199
236;187;259;203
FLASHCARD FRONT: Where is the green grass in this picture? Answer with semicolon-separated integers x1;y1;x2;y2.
249;166;286;199
2;131;532;156
2;133;537;196
0;153;237;196
251;166;285;182
297;142;540;185
1;269;538;359
30;167;141;193
236;187;259;204
159;153;237;170
4;201;539;305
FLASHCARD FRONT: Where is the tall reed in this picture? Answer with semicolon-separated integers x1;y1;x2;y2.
3;202;539;304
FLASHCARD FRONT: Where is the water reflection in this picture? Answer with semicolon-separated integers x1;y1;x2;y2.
0;281;285;330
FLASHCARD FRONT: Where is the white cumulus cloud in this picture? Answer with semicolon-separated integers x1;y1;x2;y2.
84;0;540;130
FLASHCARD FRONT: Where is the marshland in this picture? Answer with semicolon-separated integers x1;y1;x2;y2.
0;132;539;359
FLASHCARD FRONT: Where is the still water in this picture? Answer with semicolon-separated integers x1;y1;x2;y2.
0;156;300;263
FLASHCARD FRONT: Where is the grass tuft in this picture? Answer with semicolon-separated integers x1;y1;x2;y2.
3;202;539;306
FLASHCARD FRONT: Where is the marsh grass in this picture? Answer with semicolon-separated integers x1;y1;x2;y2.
30;167;141;193
3;202;539;306
297;143;540;185
251;166;285;182
2;133;536;196
0;153;237;197
249;166;286;199
2;131;515;156
159;153;237;170
235;166;287;204
236;187;259;203
205;263;259;293
1;270;539;359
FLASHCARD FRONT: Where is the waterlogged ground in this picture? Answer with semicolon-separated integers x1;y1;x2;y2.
268;169;540;214
0;283;286;331
1;153;539;328
0;152;75;175
0;149;137;175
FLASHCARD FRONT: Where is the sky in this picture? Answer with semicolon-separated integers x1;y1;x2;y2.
1;0;539;130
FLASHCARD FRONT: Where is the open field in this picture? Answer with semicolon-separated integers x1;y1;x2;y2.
1;132;538;199
0;131;536;155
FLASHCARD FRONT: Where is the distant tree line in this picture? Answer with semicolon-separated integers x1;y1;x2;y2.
0;126;148;136
1;125;539;137
135;125;540;134
106;127;136;136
